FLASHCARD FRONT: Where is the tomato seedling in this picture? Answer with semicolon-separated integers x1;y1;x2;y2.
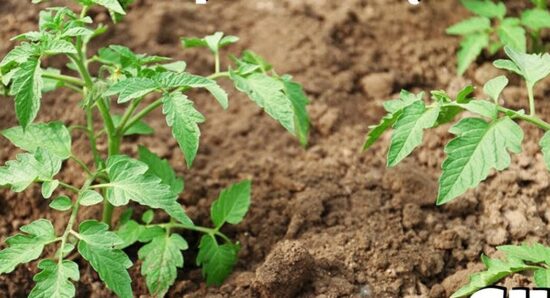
0;1;311;297
447;0;550;75
365;46;550;294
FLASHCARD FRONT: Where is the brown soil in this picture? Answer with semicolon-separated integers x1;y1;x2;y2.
1;0;550;297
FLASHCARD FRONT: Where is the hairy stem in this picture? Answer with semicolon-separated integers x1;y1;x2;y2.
101;134;121;227
527;84;536;116
208;71;230;80
123;98;163;134
58;177;94;264
42;72;85;87
155;223;232;244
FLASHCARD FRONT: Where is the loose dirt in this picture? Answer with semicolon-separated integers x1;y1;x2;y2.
1;0;549;297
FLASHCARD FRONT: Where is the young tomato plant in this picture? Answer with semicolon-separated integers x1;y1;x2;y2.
365;46;550;295
447;0;550;75
0;1;311;297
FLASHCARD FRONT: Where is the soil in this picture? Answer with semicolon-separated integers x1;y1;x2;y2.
1;0;550;297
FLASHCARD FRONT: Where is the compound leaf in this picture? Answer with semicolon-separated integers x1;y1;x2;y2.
154;72;228;109
78;239;132;298
496;46;550;88
364;90;423;150
462;100;498;119
451;255;534;298
138;146;183;194
461;0;506;19
457;33;489;75
446;17;491;35
521;9;550;31
497;20;526;53
93;0;126;14
387;101;440;167
0;148;62;192
104;77;159;103
2;122;72;159
211;180;251;228
0;219;56;274
196;235;239;286
11;56;43;128
138;234;188;297
437;117;523;205
483;75;508;102
161;92;205;168
230;72;296;137
29;259;79;298
497;243;550;264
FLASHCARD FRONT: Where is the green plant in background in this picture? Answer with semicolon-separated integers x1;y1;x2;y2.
452;244;550;297
447;0;550;75
364;46;550;295
0;0;310;297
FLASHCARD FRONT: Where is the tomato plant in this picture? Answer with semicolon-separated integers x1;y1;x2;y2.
0;1;311;297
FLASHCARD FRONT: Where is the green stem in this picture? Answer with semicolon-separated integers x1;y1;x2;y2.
208;71;229;80
155;223;232;244
70;155;93;176
101;133;121;227
116;98;142;135
214;52;221;74
69;54;93;88
42;72;85;87
96;98;116;137
528;84;536;116
57;181;81;194
123;99;163;134
86;109;103;168
58;177;94;264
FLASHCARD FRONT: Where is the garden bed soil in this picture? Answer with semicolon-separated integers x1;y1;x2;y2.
1;0;550;297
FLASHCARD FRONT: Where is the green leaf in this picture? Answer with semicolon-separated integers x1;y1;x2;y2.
79;190;104;206
281;75;310;146
11;56;43;128
2;122;72;159
62;26;94;38
115;220;143;249
153;72;228;109
181;37;208;49
387;101;440;167
204;32;224;53
364;90;423;150
78;221;123;248
446;17;491;35
497;243;550;264
138;234;188;297
535;269;550;287
138;146;184;194
496;47;550;88
181;32;238;53
0;43;36;69
461;0;506;19
0;219;56;274
161;92;205;167
437;117;523;205
41;180;59;199
211;180;251;228
483;75;508;102
49;196;72;211
29;259;79;298
93;0;126;14
521;9;550;31
111;115;154;136
457;33;489;75
462;100;498;119
104;78;159;103
0;148;62;192
42;68;63;93
141;210;154;225
497;19;526;52
230;72;297;137
451;255;533;298
78;238;132;298
196;235;239;286
540;131;550;171
105;155;189;224
42;40;77;55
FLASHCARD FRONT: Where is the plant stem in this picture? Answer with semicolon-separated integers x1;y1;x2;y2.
528;84;536;116
96;98;116;137
86;109;103;168
208;71;229;80
58;181;81;194
123;98;163;134
58;177;94;264
101;133;121;227
70;155;93;176
116;98;142;135
154;223;232;244
42;72;85;87
214;52;221;74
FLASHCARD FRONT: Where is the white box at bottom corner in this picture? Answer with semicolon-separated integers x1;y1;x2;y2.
196;0;208;4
